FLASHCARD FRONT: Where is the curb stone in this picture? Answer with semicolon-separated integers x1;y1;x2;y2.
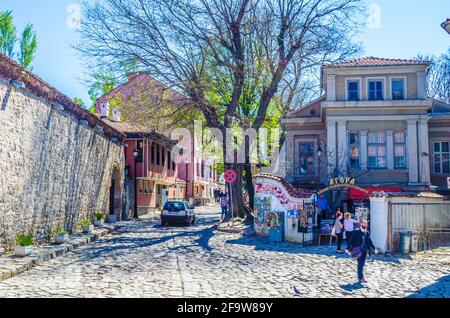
0;224;117;283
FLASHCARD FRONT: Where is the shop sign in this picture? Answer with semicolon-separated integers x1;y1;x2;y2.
318;177;368;195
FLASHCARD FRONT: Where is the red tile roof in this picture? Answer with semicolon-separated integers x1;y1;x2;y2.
0;54;125;140
323;57;430;68
101;118;177;147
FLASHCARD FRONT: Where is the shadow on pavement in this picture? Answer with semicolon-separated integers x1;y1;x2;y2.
225;235;405;264
72;216;220;262
406;275;450;298
339;283;367;292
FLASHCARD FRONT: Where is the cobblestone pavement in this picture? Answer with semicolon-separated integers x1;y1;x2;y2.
0;205;448;298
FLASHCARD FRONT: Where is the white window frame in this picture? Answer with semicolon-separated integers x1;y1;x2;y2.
348;131;361;169
366;77;386;101
390;76;408;101
367;131;387;169
296;139;317;176
432;141;450;175
345;78;362;101
393;131;408;169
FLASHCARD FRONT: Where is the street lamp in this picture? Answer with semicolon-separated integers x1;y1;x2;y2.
441;18;450;35
316;139;326;184
133;148;139;219
317;146;323;158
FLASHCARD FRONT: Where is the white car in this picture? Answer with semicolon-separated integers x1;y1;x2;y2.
161;200;196;226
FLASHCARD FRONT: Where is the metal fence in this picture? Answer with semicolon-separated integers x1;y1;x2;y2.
388;202;450;252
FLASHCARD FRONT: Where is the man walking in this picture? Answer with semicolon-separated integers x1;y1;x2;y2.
346;219;379;284
220;195;229;220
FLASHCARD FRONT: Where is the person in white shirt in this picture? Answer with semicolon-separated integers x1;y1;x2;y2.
334;212;344;253
344;212;355;246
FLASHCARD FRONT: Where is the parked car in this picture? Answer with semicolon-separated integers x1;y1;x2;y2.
161;200;196;226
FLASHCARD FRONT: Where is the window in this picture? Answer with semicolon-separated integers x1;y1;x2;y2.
156;144;161;166
394;132;407;169
368;80;384;101
433;142;450;174
136;140;144;163
162;149;166;168
201;161;205;178
143;181;150;195
168;151;172;170
349;133;360;169
347;81;360;101
392;79;405;100
368;132;387;169
151;143;155;164
298;142;315;175
163;201;185;211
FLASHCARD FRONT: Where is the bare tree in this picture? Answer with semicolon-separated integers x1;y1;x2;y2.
417;49;450;104
77;0;364;218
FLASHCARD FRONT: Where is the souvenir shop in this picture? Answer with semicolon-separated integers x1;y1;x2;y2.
253;175;317;245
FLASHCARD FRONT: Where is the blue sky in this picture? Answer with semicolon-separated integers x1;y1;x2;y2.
1;0;449;106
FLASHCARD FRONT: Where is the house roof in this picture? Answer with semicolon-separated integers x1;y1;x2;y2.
0;54;125;140
284;95;325;118
101;118;177;147
371;191;445;199
96;72;191;109
323;57;430;68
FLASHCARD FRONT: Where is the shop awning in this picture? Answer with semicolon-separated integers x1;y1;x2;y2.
350;187;403;200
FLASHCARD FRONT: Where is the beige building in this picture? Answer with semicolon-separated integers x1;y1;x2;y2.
282;57;450;208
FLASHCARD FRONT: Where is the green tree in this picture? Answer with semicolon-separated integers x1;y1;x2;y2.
19;24;37;70
0;11;16;58
78;0;363;219
73;97;85;107
0;11;38;70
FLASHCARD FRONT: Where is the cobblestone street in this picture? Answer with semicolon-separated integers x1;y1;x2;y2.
0;205;448;298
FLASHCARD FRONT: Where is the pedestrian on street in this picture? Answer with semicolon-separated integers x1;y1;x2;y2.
344;212;355;246
220;195;229;220
334;212;344;254
346;219;379;284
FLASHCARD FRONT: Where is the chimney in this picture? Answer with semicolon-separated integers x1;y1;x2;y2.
100;102;109;118
112;107;121;122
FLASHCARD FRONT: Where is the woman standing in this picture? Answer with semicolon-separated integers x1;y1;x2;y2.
344;212;355;246
334;212;344;254
346;219;379;284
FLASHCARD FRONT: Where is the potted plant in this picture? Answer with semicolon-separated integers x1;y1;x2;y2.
80;219;94;233
54;228;69;244
94;212;105;227
15;234;34;257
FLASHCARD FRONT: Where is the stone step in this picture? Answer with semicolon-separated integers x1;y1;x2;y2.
0;225;117;283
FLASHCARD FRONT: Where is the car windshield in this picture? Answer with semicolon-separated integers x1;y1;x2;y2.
164;202;185;211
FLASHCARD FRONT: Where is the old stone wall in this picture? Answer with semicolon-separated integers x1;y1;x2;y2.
0;79;125;248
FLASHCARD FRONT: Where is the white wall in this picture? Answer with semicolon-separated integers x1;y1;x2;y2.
370;197;389;252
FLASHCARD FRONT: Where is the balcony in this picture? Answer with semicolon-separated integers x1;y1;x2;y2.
322;99;432;109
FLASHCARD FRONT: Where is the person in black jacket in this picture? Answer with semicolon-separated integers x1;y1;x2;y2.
346;219;378;283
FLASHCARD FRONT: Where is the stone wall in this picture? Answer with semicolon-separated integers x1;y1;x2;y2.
0;79;125;248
